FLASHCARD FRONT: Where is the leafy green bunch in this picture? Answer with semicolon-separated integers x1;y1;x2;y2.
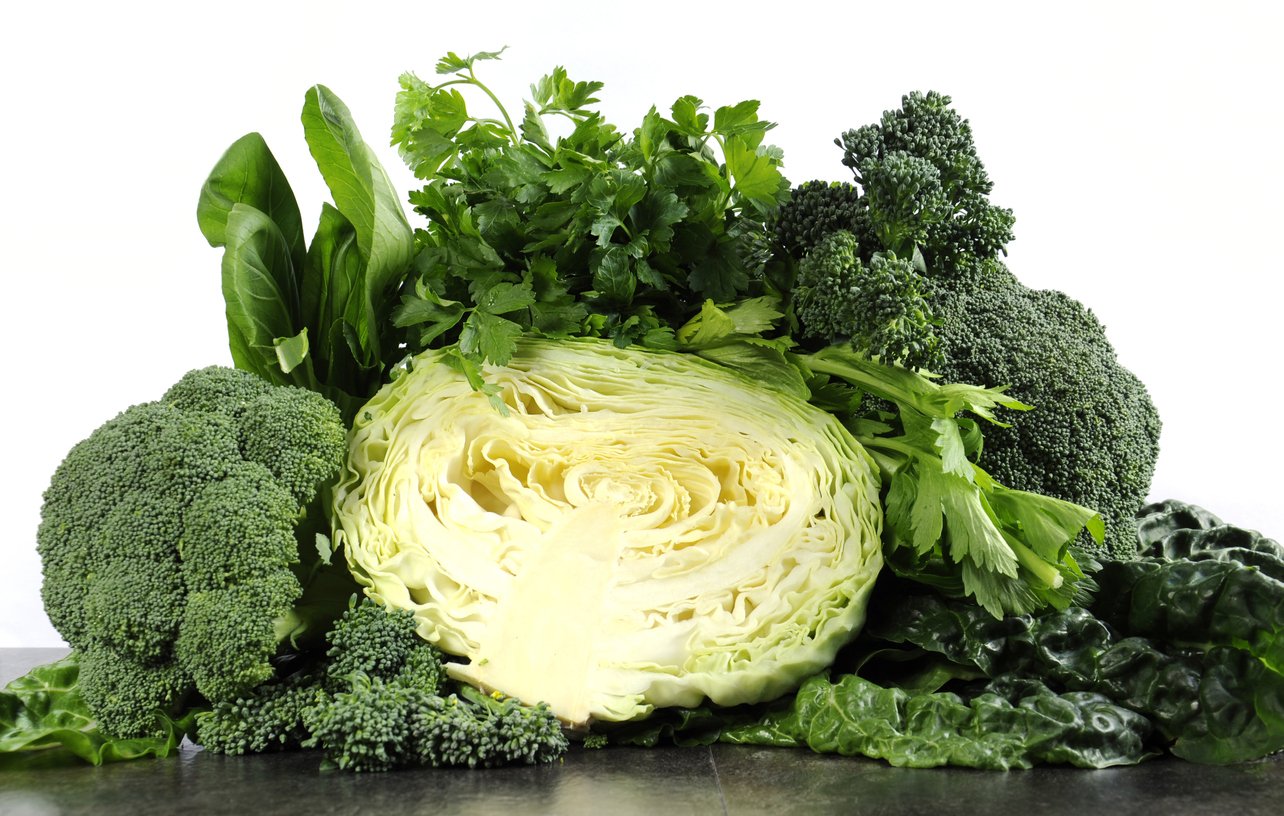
389;48;789;393
199;86;416;422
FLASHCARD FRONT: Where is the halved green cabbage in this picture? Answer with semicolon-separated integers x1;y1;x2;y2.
333;337;883;725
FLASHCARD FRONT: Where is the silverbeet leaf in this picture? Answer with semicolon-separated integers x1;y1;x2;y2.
720;673;1152;770
0;654;192;769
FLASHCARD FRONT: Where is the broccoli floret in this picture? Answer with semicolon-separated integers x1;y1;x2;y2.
862;151;948;259
407;687;568;770
305;674;428;772
931;262;1162;554
836;90;1015;272
240;391;350;506
773;180;869;257
398;641;448;692
197;597;567;772
77;647;191;740
794;230;942;371
162;364;273;415
322;597;425;688
196;669;323;755
305;601;566;771
36;366;355;738
197;596;436;760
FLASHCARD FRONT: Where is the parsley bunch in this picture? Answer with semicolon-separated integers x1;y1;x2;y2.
389;48;788;391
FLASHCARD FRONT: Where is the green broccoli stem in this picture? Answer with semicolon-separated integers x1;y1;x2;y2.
456;682;506;713
279;486;363;653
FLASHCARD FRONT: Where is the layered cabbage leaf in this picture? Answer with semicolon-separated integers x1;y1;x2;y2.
334;338;883;724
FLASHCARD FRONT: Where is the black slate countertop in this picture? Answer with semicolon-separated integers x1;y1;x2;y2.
3;648;1282;815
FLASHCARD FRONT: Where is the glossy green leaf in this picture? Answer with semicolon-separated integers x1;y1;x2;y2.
302;84;414;364
197;132;306;273
220;203;308;386
0;654;191;769
720;673;1151;769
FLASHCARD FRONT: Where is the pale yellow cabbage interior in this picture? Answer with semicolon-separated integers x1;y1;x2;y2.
333;338;883;725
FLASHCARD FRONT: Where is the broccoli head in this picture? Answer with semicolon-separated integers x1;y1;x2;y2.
793;230;943;371
36;366;355;738
836;90;1015;272
783;91;1160;555
930;262;1162;554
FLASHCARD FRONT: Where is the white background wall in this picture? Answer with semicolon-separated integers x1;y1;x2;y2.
2;0;1280;647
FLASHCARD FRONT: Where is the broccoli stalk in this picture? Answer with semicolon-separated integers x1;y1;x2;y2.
36;366;357;738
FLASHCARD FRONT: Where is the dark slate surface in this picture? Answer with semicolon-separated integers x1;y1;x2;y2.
4;648;1282;815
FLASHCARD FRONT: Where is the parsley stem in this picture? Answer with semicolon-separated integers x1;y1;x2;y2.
430;77;519;145
467;71;518;144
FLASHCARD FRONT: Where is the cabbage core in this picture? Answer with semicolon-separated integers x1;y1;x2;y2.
334;338;883;724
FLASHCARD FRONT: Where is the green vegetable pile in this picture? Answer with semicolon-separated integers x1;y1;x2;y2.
3;49;1279;774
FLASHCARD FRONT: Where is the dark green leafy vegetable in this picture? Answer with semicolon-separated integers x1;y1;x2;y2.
199;86;415;421
859;499;1284;764
861;588;1283;763
720;673;1153;770
1092;500;1284;677
0;654;192;769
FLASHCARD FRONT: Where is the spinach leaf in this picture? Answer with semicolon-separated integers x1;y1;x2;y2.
720;673;1153;770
